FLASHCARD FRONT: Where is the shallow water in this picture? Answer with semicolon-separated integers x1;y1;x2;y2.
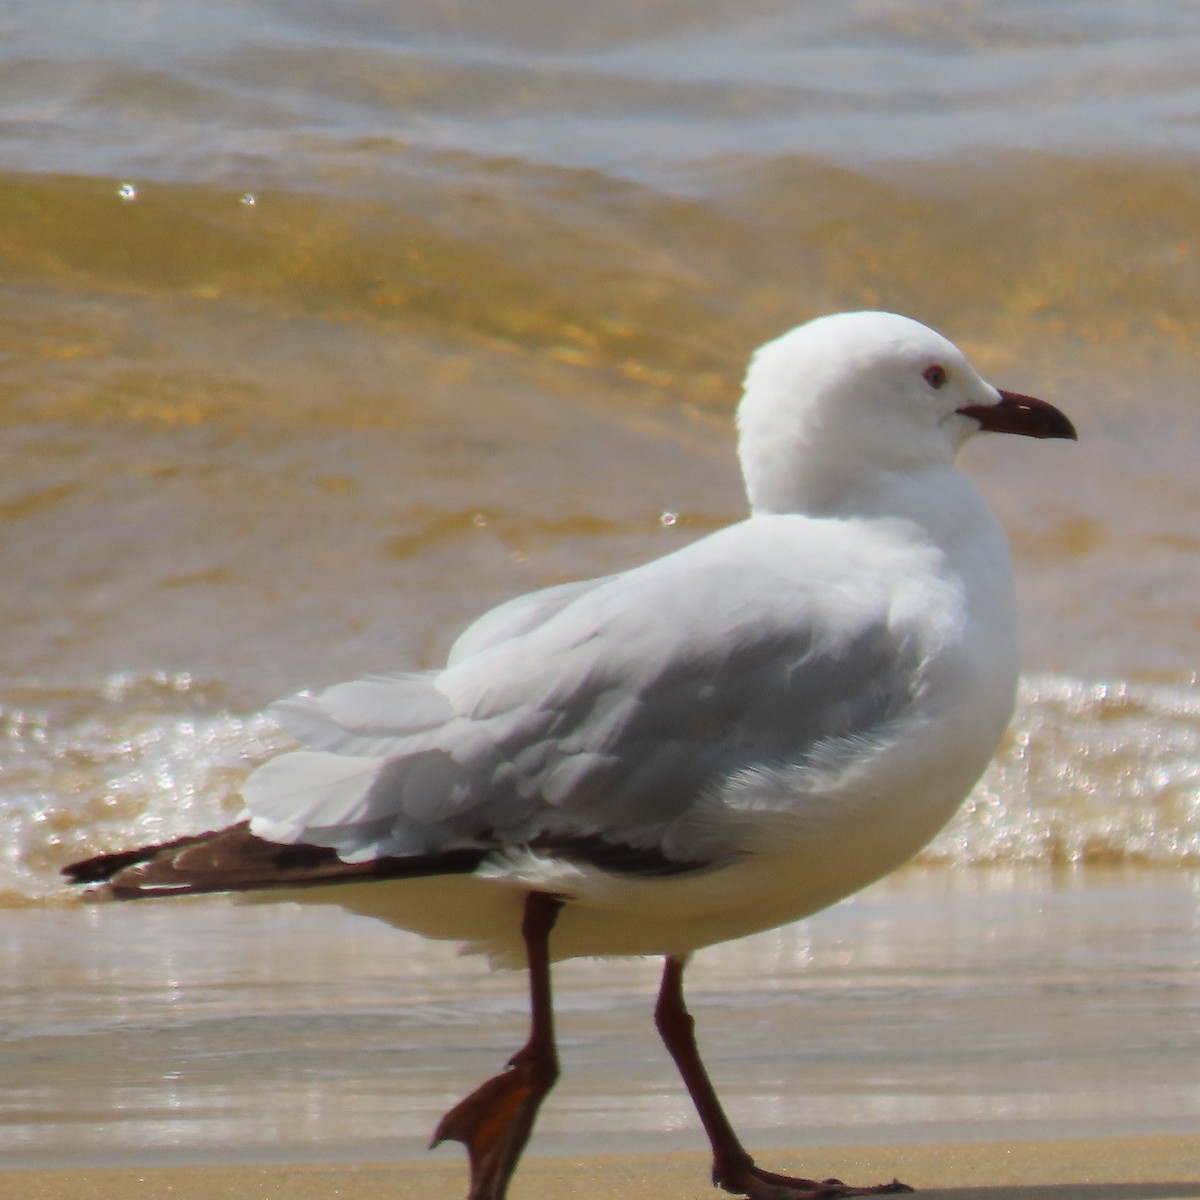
1;868;1197;1168
2;0;1199;1167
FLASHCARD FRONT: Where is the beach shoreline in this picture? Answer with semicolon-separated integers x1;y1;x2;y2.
6;1137;1200;1200
4;871;1197;1170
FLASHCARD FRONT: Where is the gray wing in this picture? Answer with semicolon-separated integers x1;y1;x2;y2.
243;521;925;867
446;576;612;665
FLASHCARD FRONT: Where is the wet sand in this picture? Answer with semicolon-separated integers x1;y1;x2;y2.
4;870;1197;1171
7;1137;1200;1200
3;7;1200;1194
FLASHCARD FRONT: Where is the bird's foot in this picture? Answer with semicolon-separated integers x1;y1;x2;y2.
714;1155;914;1200
430;1043;558;1200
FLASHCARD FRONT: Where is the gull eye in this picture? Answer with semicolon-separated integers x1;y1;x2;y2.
923;364;948;390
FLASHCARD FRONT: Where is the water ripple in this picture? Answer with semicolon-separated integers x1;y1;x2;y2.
3;670;1197;903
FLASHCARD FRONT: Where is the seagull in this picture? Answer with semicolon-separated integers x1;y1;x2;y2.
64;311;1076;1200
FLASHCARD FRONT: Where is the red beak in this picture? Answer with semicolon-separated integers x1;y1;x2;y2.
957;390;1077;441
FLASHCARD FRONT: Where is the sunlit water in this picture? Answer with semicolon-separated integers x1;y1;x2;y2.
1;0;1199;1169
3;870;1198;1168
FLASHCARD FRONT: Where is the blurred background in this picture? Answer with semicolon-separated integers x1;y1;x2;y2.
0;0;1197;1171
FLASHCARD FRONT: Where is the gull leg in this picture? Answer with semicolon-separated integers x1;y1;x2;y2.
431;891;565;1200
655;955;913;1200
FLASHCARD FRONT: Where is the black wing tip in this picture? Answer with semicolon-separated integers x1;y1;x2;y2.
62;849;155;886
60;826;714;901
60;823;254;896
60;824;490;900
62;823;246;880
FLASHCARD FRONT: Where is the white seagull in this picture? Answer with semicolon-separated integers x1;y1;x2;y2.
65;311;1076;1200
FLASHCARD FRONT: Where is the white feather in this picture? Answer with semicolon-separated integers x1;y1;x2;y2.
237;311;1071;964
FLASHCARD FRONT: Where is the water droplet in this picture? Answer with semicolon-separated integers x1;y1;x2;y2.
660;511;678;527
117;183;138;201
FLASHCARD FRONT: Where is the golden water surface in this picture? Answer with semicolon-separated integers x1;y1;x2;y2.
1;0;1198;1169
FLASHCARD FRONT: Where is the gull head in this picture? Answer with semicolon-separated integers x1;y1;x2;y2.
736;311;1076;516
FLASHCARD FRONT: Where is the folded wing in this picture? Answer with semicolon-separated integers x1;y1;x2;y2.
244;519;927;871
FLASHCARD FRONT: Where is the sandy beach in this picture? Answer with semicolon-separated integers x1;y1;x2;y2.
7;1137;1200;1200
5;871;1197;1171
4;6;1200;1200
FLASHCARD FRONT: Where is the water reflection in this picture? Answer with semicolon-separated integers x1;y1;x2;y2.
1;868;1195;1166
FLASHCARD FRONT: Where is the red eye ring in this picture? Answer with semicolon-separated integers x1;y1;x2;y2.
923;364;948;390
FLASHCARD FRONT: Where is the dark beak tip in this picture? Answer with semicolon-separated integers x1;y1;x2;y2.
963;390;1078;442
1027;407;1079;442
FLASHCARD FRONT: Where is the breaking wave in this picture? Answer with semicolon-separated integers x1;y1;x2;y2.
2;670;1196;904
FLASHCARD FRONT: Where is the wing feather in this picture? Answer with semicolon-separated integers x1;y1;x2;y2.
243;517;936;868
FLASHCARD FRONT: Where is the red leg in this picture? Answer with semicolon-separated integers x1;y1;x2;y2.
431;892;565;1200
654;956;913;1199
